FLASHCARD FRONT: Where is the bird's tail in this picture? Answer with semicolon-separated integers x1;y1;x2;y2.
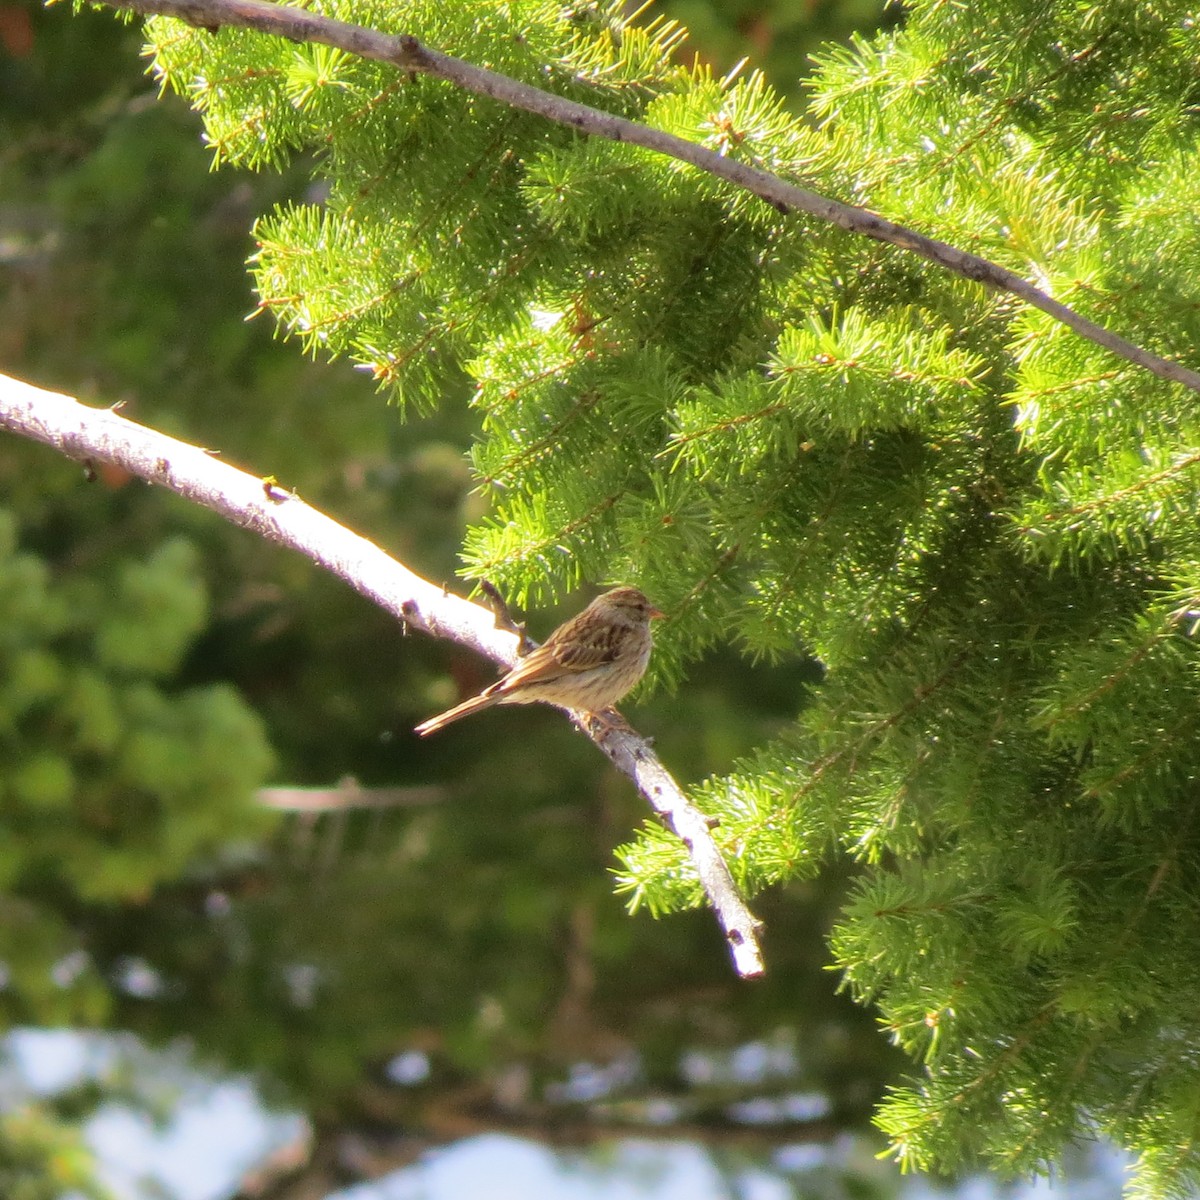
414;690;503;737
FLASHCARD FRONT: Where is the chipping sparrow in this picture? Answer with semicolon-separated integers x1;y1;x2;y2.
414;586;663;736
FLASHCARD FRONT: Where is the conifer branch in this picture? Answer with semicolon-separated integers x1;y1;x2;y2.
103;0;1200;396
0;371;766;978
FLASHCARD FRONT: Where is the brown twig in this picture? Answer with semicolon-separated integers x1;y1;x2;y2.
478;578;531;655
0;371;766;977
104;0;1200;395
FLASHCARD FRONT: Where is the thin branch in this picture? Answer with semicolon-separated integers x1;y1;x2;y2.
257;778;446;811
0;371;765;978
591;723;764;969
105;0;1200;395
478;578;531;654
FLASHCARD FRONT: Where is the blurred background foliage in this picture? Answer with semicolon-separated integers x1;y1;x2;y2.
0;1;925;1195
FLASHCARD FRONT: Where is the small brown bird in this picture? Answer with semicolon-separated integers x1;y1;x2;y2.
415;586;664;736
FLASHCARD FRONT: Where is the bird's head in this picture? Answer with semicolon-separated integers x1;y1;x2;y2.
597;586;665;622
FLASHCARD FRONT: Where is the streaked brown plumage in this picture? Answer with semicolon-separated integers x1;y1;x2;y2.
414;586;663;736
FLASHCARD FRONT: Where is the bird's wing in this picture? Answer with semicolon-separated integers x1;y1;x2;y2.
496;614;619;691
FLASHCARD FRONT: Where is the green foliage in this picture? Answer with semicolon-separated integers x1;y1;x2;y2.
0;504;274;1020
66;0;1200;1190
0;1103;114;1200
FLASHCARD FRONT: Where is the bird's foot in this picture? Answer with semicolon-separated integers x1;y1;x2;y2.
584;707;634;736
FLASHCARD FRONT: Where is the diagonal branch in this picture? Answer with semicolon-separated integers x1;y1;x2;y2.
0;371;765;978
103;0;1200;395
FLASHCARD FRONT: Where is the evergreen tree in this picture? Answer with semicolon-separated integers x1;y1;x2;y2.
1;8;894;1195
44;0;1200;1191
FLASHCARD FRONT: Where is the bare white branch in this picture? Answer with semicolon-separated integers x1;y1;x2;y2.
0;372;766;977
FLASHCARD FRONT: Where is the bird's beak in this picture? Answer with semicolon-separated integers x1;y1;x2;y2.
649;606;666;620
